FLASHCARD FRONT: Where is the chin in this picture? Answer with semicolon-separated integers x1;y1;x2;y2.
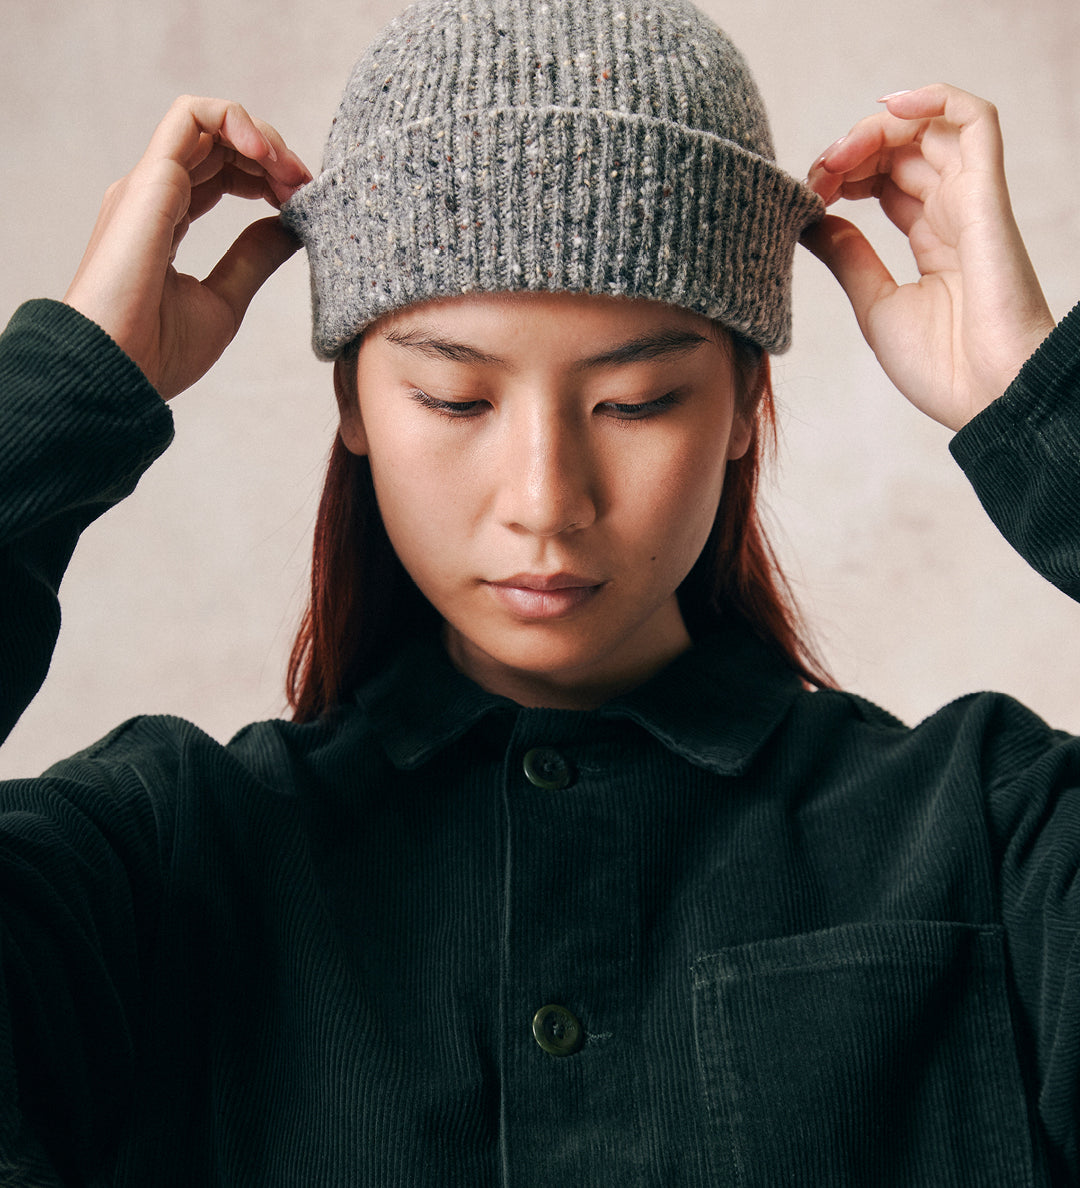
447;616;663;703
487;625;615;676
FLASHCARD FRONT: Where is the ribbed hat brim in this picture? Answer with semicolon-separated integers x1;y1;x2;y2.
282;104;823;358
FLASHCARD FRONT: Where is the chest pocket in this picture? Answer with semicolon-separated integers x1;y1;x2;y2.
691;921;1036;1187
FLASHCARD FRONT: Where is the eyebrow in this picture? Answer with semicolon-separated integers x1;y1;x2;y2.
382;325;710;370
383;327;504;366
576;328;710;369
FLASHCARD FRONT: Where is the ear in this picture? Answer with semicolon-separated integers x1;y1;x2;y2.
726;352;770;461
726;411;753;461
333;355;369;456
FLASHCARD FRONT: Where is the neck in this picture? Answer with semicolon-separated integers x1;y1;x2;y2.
441;618;693;710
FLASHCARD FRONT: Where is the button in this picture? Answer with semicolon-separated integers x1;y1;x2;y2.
522;747;574;790
532;1004;584;1056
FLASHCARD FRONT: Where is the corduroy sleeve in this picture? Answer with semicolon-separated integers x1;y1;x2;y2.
950;300;1080;598
0;299;174;745
951;300;1080;1179
0;747;170;1182
0;300;174;1181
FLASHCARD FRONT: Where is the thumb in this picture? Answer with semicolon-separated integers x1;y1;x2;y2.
801;214;897;342
204;215;302;327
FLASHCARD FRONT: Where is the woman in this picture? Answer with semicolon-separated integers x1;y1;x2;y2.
1;0;1074;1182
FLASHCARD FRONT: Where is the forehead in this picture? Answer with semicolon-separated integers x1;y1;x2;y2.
360;292;731;381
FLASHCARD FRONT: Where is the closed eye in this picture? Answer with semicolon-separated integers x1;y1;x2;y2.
408;389;488;418
409;388;684;421
598;391;683;420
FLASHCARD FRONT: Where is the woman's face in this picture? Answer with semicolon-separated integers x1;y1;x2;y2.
335;291;751;709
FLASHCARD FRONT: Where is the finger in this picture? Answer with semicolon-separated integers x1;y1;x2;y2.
89;160;194;281
147;96;311;193
202;215;302;325
825;143;939;193
800;215;898;341
817;114;926;179
148;96;271;173
819;85;1002;181
190;144;270;188
830;171;914;208
169;214;192;261
185;131;217;173
185;122;311;207
252;115;313;187
806;90;947;194
806;116;924;199
190;126;310;207
877;182;924;239
188;167;276;222
880;84;1003;167
806;152;843;203
199;146;308;205
824;175;924;242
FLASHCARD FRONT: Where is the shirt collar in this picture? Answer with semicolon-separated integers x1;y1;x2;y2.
355;620;803;776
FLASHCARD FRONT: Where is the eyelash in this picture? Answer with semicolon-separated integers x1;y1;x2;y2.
408;389;485;418
602;391;683;420
407;389;683;421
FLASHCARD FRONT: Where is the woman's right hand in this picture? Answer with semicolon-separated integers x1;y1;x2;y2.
64;96;312;400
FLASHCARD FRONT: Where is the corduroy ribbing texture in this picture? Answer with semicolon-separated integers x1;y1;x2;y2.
281;0;824;358
6;300;1080;1181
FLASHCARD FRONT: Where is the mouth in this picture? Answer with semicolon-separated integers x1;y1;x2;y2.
485;573;604;619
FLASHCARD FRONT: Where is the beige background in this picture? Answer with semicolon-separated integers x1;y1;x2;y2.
1;0;1078;778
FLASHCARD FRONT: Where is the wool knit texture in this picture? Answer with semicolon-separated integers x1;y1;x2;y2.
281;0;824;358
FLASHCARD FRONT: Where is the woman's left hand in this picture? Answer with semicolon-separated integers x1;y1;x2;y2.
804;84;1055;432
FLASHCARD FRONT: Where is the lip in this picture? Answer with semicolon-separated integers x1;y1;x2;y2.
485;572;604;619
490;572;600;591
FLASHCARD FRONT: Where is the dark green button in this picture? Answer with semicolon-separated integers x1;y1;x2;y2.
522;747;574;790
532;1004;584;1056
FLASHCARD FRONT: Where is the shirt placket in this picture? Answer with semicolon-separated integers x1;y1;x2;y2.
496;708;644;1185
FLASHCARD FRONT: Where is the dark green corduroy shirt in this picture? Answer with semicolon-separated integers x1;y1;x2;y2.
3;299;1080;1185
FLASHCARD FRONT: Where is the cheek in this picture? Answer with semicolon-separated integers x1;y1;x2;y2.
642;429;732;545
653;431;738;600
364;429;479;578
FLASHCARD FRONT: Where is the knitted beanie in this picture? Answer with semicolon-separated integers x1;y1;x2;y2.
281;0;823;359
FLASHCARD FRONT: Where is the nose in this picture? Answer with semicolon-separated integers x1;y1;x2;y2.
497;406;598;537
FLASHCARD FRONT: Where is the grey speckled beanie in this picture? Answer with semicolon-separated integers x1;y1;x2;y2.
281;0;823;359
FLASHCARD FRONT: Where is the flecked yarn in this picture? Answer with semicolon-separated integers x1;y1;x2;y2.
281;0;824;358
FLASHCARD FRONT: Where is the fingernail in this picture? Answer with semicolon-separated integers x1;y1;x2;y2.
877;90;913;103
260;133;279;163
817;135;846;168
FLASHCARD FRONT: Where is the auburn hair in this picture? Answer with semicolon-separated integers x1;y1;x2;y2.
286;332;830;721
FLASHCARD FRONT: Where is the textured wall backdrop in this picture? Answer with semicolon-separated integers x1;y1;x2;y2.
1;0;1078;777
